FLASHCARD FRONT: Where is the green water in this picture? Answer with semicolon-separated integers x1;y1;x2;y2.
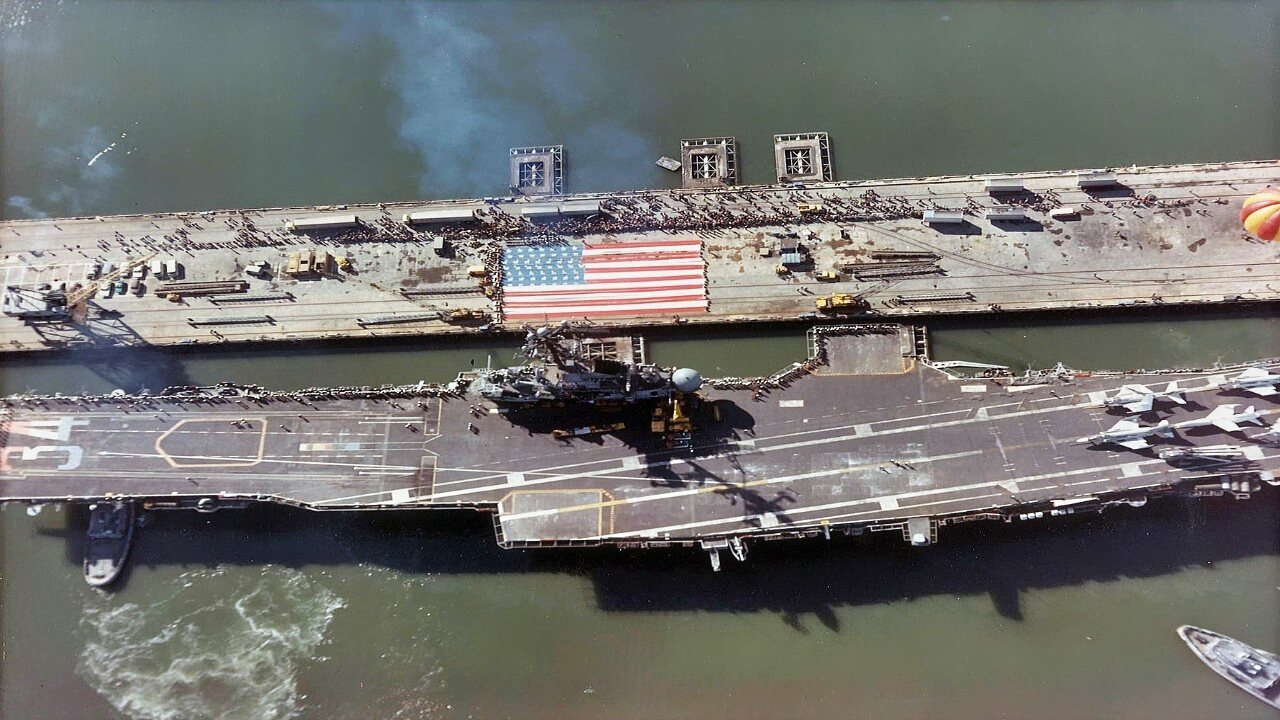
3;2;1280;719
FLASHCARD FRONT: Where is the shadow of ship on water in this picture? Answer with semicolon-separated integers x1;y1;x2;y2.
52;489;1280;630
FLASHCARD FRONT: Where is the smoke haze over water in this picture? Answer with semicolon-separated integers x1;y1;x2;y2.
331;2;662;197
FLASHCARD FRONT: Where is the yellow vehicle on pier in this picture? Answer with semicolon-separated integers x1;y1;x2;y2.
815;293;865;312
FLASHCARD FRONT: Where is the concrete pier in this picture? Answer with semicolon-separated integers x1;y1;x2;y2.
0;160;1276;354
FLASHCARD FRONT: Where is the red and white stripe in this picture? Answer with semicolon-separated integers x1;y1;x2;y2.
503;240;708;320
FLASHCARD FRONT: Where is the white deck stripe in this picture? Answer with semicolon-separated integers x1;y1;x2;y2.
505;278;704;294
503;299;708;316
579;258;703;270
498;449;984;523
592;456;1181;538
426;396;1103;501
581;243;701;257
578;268;704;281
503;287;709;304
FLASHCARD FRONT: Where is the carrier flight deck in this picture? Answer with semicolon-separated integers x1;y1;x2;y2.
2;326;1277;558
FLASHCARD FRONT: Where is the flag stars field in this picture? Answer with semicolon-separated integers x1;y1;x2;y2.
501;240;709;321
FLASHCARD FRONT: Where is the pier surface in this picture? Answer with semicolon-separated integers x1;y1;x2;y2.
1;160;1277;354
3;327;1276;548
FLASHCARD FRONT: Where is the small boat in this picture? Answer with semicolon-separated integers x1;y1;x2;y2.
1178;625;1280;710
83;501;136;587
654;156;682;172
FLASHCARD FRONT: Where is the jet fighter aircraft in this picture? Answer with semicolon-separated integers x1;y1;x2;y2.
1104;381;1187;414
1174;404;1267;433
1077;419;1176;450
1219;367;1280;397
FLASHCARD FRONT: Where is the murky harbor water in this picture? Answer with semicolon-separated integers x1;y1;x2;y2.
3;1;1280;719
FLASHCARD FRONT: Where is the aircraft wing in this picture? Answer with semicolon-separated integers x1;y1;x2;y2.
1246;385;1278;397
1118;438;1151;450
1212;419;1242;432
1107;419;1140;432
1238;367;1269;379
1122;396;1153;413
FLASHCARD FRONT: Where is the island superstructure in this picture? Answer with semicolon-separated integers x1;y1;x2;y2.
2;159;1277;354
3;324;1277;569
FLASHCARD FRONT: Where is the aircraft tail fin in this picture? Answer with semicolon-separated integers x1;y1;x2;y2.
1163;381;1186;404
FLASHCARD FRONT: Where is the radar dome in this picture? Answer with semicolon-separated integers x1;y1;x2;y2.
672;368;703;392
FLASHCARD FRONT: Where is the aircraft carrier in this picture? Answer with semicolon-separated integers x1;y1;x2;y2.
2;325;1278;568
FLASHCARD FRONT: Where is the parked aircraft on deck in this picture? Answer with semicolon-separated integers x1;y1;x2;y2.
1104;382;1187;413
1077;419;1176;450
1175;405;1268;433
1220;367;1280;397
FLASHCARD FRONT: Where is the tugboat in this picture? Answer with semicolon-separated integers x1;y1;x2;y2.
1178;625;1280;710
82;501;135;587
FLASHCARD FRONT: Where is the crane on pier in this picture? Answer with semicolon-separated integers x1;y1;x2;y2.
2;252;156;324
63;252;157;324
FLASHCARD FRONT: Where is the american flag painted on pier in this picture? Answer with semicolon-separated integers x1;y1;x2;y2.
501;240;707;320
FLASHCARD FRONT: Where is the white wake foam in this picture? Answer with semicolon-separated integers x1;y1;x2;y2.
77;566;345;720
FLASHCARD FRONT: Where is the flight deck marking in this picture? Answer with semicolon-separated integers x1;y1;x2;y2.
99;450;417;471
499;449;984;525
497;489;612;540
589;453;1191;539
789;492;1009;530
63;366;1266;508
425;396;1105;501
154;418;268;468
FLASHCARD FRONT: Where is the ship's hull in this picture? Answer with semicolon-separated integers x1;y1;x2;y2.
1178;625;1280;710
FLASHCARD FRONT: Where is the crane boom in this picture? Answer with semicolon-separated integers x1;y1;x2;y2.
65;252;158;323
